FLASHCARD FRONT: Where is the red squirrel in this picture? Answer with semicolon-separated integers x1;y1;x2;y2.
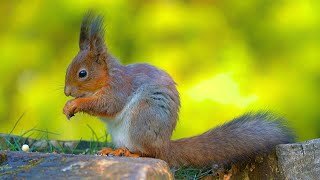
63;12;294;168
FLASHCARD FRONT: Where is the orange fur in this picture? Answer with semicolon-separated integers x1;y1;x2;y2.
97;148;140;157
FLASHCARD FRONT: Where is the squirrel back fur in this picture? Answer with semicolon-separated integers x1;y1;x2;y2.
63;12;295;168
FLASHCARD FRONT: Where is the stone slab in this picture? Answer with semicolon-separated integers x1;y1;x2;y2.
0;151;173;179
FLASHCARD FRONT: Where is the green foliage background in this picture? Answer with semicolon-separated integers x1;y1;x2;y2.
0;0;319;141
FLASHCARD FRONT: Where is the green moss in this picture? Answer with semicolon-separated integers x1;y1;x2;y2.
0;164;12;171
0;154;7;164
17;158;45;169
0;158;45;177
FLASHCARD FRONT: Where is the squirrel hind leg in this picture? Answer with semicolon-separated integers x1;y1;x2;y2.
97;148;140;157
126;89;179;160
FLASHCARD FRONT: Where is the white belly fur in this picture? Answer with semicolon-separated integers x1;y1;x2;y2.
100;92;142;151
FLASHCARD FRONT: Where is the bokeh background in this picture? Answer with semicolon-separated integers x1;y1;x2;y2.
0;0;319;142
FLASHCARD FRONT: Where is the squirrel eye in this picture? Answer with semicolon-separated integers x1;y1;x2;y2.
78;70;87;78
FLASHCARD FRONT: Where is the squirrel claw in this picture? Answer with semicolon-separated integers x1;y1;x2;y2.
63;99;78;120
67;114;74;120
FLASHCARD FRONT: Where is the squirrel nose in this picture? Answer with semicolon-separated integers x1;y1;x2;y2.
64;86;72;97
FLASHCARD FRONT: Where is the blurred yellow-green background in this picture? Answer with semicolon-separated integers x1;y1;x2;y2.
0;0;319;142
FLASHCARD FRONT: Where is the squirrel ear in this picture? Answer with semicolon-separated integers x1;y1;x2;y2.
89;14;106;54
79;12;94;50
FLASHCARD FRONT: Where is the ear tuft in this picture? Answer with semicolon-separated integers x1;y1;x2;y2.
90;15;105;52
79;11;94;50
79;11;106;52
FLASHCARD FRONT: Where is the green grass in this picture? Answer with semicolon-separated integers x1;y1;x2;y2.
0;114;111;155
0;116;216;180
172;167;215;180
0;127;111;155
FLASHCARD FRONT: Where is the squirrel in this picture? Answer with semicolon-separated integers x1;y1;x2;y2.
63;12;295;168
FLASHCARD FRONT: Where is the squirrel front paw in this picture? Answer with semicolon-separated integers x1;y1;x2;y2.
63;99;80;120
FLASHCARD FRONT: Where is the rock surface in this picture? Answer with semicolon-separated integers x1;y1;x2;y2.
1;133;319;179
0;151;173;179
277;138;320;180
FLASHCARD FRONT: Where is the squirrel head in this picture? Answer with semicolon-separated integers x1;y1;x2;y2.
65;12;111;98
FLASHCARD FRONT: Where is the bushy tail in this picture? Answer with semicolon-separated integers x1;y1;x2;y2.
166;112;295;167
